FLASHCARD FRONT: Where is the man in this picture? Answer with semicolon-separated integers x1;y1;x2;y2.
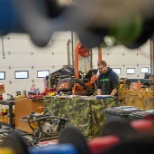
97;60;119;105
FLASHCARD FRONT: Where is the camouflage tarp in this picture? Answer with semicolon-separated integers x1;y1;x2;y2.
44;96;116;139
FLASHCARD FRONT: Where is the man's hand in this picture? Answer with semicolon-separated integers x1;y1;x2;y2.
97;89;102;95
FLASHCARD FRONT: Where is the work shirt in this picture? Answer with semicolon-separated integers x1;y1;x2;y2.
97;67;119;96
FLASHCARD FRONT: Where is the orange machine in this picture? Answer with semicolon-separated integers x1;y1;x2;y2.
72;42;102;95
56;42;102;96
56;69;98;95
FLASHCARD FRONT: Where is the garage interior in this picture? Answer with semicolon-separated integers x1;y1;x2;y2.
0;0;154;154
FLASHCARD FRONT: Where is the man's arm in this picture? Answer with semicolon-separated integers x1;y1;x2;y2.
97;89;102;95
110;88;118;96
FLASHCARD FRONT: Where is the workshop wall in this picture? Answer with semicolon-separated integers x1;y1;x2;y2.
0;32;151;96
0;32;72;96
92;40;151;79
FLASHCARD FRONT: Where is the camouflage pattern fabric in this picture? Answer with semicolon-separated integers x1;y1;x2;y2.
44;96;116;139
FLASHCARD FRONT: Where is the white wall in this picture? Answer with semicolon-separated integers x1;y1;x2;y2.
0;32;72;96
92;40;151;79
0;32;151;96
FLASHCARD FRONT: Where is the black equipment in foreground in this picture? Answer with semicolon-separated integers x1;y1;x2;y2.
20;110;68;142
2;120;154;154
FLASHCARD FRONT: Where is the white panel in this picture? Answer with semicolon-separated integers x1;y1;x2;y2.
0;32;72;95
92;40;151;79
0;31;152;96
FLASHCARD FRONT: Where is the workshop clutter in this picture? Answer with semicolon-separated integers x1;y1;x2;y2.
119;85;154;110
0;106;15;124
20;111;68;141
0;115;14;124
0;83;5;95
127;88;154;110
0;83;5;100
44;95;117;139
46;65;97;96
130;82;142;91
26;84;56;99
41;87;56;96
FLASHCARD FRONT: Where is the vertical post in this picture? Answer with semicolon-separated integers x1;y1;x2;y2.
98;47;102;62
67;39;71;65
75;43;79;79
90;49;93;69
150;39;154;74
71;32;74;66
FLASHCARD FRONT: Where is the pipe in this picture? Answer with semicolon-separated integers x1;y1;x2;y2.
67;39;71;65
1;36;5;59
71;31;74;66
150;39;154;74
75;43;80;79
90;49;93;69
98;47;102;62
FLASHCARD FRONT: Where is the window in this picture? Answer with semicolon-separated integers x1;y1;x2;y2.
141;67;149;74
0;71;5;80
113;68;121;75
127;68;135;74
37;70;50;78
15;71;29;79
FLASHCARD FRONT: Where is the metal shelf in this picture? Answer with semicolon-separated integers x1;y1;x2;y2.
0;100;15;129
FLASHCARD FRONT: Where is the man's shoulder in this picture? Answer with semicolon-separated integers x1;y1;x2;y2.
110;70;119;78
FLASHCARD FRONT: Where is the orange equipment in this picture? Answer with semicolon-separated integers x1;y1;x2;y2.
72;42;102;95
56;42;102;96
75;42;102;79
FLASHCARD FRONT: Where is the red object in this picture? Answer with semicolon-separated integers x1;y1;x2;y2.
78;43;90;57
98;47;102;62
75;42;102;79
0;95;3;100
75;43;90;79
38;106;44;111
0;84;4;90
131;119;154;133
72;82;94;95
41;88;56;96
27;95;43;99
88;136;120;154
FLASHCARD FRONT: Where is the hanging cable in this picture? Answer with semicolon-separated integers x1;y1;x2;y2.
1;36;5;59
